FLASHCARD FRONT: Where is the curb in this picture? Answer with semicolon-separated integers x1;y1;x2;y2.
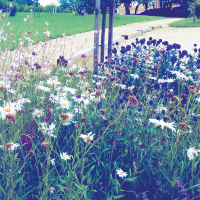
71;25;161;60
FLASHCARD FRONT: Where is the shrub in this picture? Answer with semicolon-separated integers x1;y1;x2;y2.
10;4;17;16
196;0;200;18
17;4;24;12
63;8;71;13
56;6;63;13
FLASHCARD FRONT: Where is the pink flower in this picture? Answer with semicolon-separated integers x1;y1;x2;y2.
9;3;12;8
44;30;50;37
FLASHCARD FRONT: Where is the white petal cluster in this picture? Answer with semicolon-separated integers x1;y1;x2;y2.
149;119;176;132
116;169;128;178
187;147;200;160
79;132;95;143
60;152;71;161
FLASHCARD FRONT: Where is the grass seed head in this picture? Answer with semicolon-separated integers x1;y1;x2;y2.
41;142;49;148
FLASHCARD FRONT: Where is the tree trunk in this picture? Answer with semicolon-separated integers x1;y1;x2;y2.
145;3;148;11
135;5;139;14
100;5;107;63
93;0;100;75
125;4;130;15
108;1;114;58
160;1;163;9
194;2;195;22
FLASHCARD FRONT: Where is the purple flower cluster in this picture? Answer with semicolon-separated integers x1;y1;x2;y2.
175;180;189;200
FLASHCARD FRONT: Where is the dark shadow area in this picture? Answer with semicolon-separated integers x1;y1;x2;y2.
139;6;190;18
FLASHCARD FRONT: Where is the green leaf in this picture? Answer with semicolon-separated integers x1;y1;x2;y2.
125;177;137;182
113;194;125;199
14;176;23;187
186;183;200;190
0;185;6;196
160;169;173;185
86;165;95;178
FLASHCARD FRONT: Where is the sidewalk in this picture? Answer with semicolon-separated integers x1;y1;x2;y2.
33;18;183;65
11;17;191;68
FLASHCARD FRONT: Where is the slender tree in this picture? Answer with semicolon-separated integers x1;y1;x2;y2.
108;0;114;58
93;0;100;75
100;1;107;63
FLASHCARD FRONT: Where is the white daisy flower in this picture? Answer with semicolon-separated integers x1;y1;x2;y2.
73;108;83;114
48;187;55;195
58;99;71;110
62;87;76;95
50;158;55;166
149;119;176;132
49;94;60;103
187;147;200;157
47;79;61;86
39;122;56;138
62;112;74;125
130;74;139;79
188;154;194;160
196;97;200;102
8;143;20;151
79;132;95;143
33;109;44;118
0;107;11;119
7;89;16;94
60;152;71;161
19;98;31;104
3;101;22;113
116;169;128;178
37;85;51;92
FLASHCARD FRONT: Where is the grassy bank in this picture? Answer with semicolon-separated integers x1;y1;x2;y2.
169;17;200;27
1;12;166;50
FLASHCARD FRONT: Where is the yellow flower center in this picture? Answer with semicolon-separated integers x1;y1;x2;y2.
62;103;67;106
59;92;63;95
3;108;9;112
0;83;5;86
52;81;56;84
120;172;124;175
37;112;41;115
86;136;91;141
23;99;28;101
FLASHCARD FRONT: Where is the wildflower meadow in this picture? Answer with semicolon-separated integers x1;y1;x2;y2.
0;6;200;200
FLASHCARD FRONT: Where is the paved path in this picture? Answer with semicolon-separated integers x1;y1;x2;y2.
12;17;195;68
32;17;183;66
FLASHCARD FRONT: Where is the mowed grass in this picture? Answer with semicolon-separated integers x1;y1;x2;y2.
169;17;200;27
1;12;166;50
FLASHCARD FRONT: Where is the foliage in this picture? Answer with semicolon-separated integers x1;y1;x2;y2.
10;4;17;16
59;0;75;9
16;0;34;6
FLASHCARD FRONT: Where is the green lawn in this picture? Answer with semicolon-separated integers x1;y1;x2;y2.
1;12;166;50
169;17;200;27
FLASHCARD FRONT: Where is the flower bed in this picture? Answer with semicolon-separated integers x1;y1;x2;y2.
1;10;200;200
